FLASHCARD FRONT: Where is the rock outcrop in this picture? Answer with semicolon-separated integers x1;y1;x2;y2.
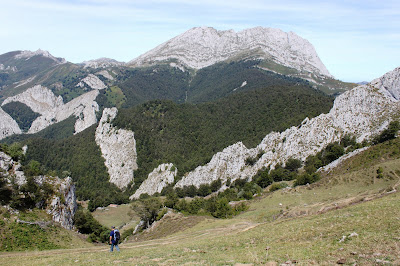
0;107;22;139
129;26;332;78
46;176;77;230
95;108;138;189
76;74;107;90
0;152;76;230
130;163;177;199
174;67;400;189
1;85;100;137
81;58;124;69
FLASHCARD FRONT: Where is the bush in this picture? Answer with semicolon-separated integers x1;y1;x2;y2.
294;173;321;186
284;158;302;172
269;182;289;192
254;167;273;188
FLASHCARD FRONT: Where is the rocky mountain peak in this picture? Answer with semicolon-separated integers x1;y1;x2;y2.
370;67;400;100
128;26;332;77
14;49;66;64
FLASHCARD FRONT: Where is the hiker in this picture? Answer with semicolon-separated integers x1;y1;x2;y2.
109;226;120;252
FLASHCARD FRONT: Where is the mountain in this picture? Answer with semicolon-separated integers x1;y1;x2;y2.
129;27;330;76
127;27;354;93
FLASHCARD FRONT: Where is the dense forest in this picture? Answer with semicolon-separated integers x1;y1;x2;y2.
113;81;333;191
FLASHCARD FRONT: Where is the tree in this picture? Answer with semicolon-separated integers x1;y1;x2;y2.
131;198;163;228
374;121;400;144
284;158;302;172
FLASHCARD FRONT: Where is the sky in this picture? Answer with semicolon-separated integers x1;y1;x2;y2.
1;0;399;82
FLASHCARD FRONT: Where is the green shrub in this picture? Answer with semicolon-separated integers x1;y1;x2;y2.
269;182;289;192
294;173;321;186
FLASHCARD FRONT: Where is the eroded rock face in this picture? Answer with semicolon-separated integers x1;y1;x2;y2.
0;152;76;230
1;85;100;136
0;107;22;140
174;67;400;189
46;176;77;230
76;74;107;90
95;108;138;189
130;163;177;199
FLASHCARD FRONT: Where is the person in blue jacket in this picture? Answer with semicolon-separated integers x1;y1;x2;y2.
109;226;120;252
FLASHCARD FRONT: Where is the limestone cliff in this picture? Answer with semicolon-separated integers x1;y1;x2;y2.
174;67;400;189
0;107;22;139
0;85;100;137
95;108;138;189
130;163;177;199
46;176;77;230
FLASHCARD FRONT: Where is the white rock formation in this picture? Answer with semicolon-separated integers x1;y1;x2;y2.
2;85;64;114
81;58;124;69
130;163;177;199
14;49;66;64
0;107;22;139
129;26;332;78
96;70;114;80
76;74;107;90
1;85;100;136
47;176;77;230
174;67;400;189
95;108;138;189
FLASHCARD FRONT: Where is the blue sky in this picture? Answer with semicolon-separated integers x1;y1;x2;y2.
1;0;399;82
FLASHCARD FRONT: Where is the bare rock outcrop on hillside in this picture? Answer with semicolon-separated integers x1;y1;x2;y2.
0;152;77;230
76;74;107;90
0;85;100;137
130;163;177;199
0;107;22;139
95;108;138;189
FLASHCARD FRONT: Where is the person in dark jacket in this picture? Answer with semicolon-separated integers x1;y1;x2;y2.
109;226;120;252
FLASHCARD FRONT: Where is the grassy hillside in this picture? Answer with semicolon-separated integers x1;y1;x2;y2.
0;207;90;252
0;138;399;264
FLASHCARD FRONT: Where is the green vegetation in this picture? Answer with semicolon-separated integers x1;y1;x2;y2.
0;206;89;252
114;83;332;191
1;102;40;132
73;207;109;243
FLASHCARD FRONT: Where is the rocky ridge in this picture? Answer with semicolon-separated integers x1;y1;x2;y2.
95;108;138;189
130;163;177;200
81;58;124;69
129;26;332;78
14;49;66;64
0;85;101;138
169;67;400;190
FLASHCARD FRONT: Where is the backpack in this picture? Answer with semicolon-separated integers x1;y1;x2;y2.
114;229;120;243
